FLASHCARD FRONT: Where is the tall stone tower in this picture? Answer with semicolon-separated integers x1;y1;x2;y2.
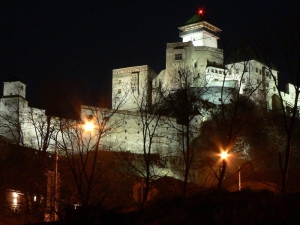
155;11;223;90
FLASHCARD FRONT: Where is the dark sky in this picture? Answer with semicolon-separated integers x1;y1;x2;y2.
0;0;299;107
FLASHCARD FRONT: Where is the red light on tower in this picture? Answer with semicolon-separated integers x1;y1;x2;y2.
198;9;204;15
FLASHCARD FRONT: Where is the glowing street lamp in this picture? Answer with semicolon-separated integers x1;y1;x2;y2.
218;150;229;185
220;151;228;160
82;121;95;132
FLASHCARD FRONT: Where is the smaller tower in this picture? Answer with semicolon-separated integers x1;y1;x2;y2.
0;76;28;114
112;65;157;111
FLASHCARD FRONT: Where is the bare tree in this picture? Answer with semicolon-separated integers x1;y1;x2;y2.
157;65;210;195
54;88;128;222
255;16;300;193
116;76;168;207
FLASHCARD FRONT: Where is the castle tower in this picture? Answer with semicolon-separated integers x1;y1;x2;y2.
112;65;157;111
178;11;221;48
0;76;29;142
155;11;223;90
0;76;28;116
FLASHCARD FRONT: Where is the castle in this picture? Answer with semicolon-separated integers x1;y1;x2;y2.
0;12;298;163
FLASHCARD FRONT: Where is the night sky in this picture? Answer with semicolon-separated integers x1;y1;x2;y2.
1;0;299;107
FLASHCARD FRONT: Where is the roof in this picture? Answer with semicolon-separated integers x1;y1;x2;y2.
185;13;205;25
226;47;277;69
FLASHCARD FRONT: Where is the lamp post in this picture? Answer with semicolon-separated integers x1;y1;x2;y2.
51;130;60;222
51;120;95;221
217;150;229;190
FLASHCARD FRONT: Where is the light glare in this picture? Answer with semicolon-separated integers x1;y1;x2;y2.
220;151;228;160
83;121;94;131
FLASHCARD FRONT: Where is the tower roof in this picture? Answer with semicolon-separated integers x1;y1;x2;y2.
185;13;205;25
179;12;221;34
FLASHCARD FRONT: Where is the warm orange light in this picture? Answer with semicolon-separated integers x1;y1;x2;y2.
220;151;228;160
82;121;95;131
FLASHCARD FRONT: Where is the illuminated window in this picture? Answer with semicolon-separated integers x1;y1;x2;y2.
175;54;182;60
131;73;138;92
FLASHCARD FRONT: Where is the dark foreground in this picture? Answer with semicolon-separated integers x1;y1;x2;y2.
32;190;300;225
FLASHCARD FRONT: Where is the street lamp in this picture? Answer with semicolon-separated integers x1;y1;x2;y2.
51;120;95;221
217;150;230;190
82;121;95;132
220;151;228;160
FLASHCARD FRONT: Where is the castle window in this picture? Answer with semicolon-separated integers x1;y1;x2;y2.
229;70;232;75
219;70;222;74
118;89;121;94
242;78;245;83
119;80;121;84
236;69;239;74
131;73;138;93
259;69;262;75
256;68;258;73
244;67;248;72
175;54;182;60
194;61;197;68
273;87;276;91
